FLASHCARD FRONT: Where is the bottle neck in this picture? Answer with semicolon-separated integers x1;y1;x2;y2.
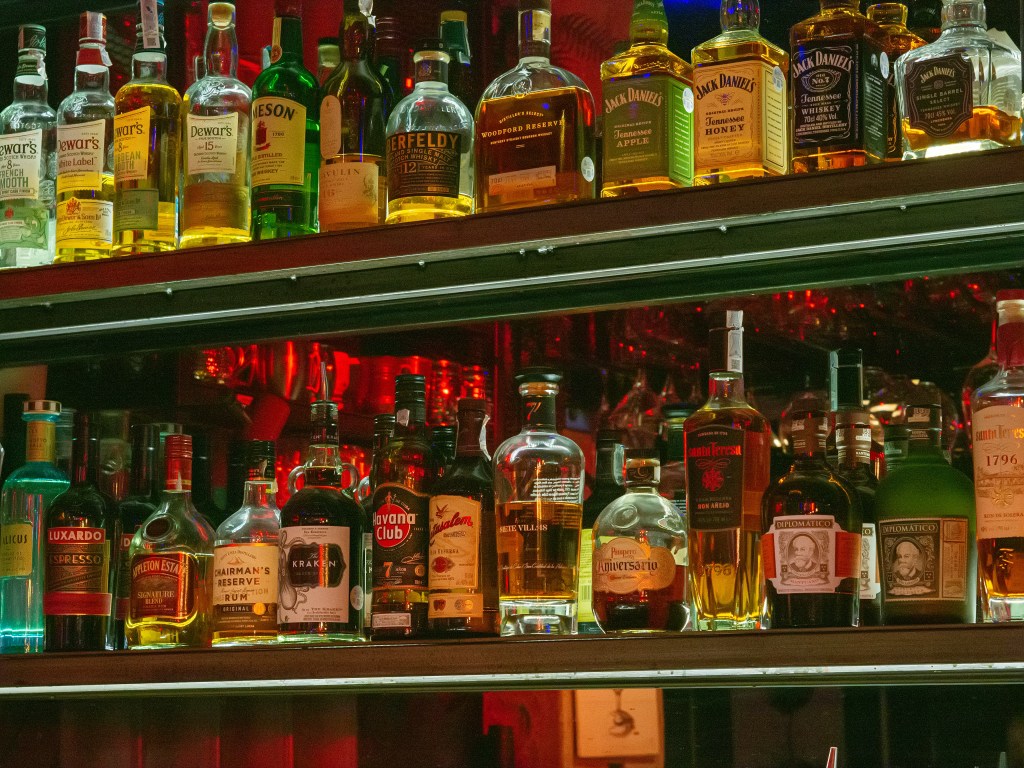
274;15;304;62
835;422;873;471
133;49;169;82
164;456;193;493
594;444;624;488
720;0;760;34
25;419;57;465
414;57;449;88
521;392;558;432
631;0;669;45
942;0;985;30
867;3;909;27
342;13;370;62
996;319;1024;369
708;371;745;401
70;426;93;486
820;0;859;11
455;412;488;459
519;7;552;63
242;479;275;507
74;54;110;93
395;400;428;436
13;52;47;104
205;23;239;78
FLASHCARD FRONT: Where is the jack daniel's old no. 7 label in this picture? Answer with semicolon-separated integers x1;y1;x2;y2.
686;426;745;530
792;43;859;149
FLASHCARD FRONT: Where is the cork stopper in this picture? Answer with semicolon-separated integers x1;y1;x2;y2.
209;2;235;28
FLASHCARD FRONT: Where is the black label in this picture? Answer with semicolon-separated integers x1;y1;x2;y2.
792;42;860;150
372;484;429;589
288;543;346;588
386;131;462;200
905;54;974;138
877;517;968;603
685;426;745;530
861;40;894;160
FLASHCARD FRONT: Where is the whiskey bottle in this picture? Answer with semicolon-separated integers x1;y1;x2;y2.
906;0;943;42
251;0;320;240
593;450;689;633
113;0;182;256
385;39;474;223
43;413;119;652
428;398;499;637
181;2;252;248
895;0;1022;160
691;0;789;184
213;440;280;645
319;1;387;232
56;12;115;263
0;25;56;268
971;291;1024;622
126;434;215;648
440;10;476;109
0;401;70;653
476;0;596;213
493;368;584;636
601;0;694;196
875;404;976;625
684;311;771;630
762;411;861;629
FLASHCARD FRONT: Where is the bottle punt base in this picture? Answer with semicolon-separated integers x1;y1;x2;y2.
987;597;1024;623
499;599;576;636
386;195;473;224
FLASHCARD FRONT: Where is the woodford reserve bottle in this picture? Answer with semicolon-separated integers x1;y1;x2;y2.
600;0;694;196
684;311;771;630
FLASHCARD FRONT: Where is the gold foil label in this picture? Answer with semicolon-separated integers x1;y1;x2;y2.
0;522;34;578
114;106;151;183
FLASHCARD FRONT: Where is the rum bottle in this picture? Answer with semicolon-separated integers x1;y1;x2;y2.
440;10;477;109
317;37;341;85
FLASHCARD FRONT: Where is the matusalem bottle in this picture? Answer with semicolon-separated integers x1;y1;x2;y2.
578;429;625;634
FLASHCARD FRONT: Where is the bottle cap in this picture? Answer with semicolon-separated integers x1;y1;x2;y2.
661;403;694;421
209;2;235;28
790;411;831;455
441;10;468;24
414;37;450;63
431;425;456;441
18;24;45;54
514;367;562;386
709;310;744;374
24;399;60;415
79;12;106;44
394;374;427;402
165;433;192;460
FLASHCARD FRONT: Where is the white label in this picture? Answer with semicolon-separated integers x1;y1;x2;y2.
428;495;481;603
371;612;411;628
318;162;380;228
682;87;694;114
320;94;342;159
212;543;279;607
593;537;677;595
0;129;42;202
114;106;151;183
581;156;595;182
278;525;350;624
488;165;556;197
57;120;107;193
187;113;238;175
973;406;1024;539
763;515;859;595
530;476;583;504
252;97;306;187
860;522;880;601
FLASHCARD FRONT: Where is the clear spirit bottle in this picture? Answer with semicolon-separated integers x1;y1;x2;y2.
493;368;584;635
181;2;252;248
385;40;474;223
0;401;69;653
0;25;56;268
113;0;182;256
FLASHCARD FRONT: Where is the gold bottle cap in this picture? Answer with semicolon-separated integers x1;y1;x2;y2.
440;10;468;23
209;2;235;28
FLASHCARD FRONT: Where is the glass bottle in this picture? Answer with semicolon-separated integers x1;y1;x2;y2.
250;0;320;241
428;398;499;636
0;401;69;654
318;1;387;232
371;375;439;639
213;440;280;645
691;0;789;184
895;0;1022;159
684;311;771;631
94;409;130;502
360;413;394;634
0;25;56;268
440;9;476;109
43;412;119;652
600;0;694;196
875;404;976;624
385;39;474;223
54;407;75;479
882;423;911;477
181;2;251;248
658;405;693;515
279;399;364;643
475;0;596;214
906;0;943;42
125;434;215;648
493;368;585;636
373;9;404;106
971;291;1024;622
317;37;341;85
431;425;458;478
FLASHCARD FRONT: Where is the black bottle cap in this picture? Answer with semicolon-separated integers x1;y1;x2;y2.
596;428;624;445
374;413;397;429
514;367;562;386
394;374;426;402
457;397;488;415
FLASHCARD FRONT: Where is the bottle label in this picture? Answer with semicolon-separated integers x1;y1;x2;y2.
56;197;113;249
114;188;159;232
186;113;239;176
278;525;351;625
904;53;974;138
685;425;745;530
0;128;42;202
372;484;429;590
529;476;584;504
972;406;1024;539
593;537;678;595
0;202;47;250
0;522;34;578
386;131;462;201
878;517;968;602
129;553;198;621
26;420;54;463
318;162;380;228
860;522;880;601
428;495;482;619
371;611;411;629
603;76;693;187
114;106;151;183
762;515;860;594
212;542;279;635
43;527;112;616
861;40;891;160
115;528;139;620
791;42;860;150
251;97;307;188
836;426;872;466
57;120;107;193
319;95;343;159
694;61;787;175
576;532;596;624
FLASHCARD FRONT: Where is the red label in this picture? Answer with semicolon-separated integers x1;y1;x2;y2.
44;526;111;617
835;530;861;579
762;533;777;578
373;489;417;548
130;553;197;621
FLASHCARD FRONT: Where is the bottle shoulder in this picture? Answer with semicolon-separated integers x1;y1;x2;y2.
47;483;118;521
3;463;69;490
0;103;57;132
253;63;319;105
321;62;386;101
215;504;281;544
594;491;686;537
434;457;493;496
184;77;252;114
875;459;976;510
765;465;860;516
58;92;115;123
602;42;692;82
130;500;215;556
387;90;475;136
493;430;585;466
972;369;1024;406
685;402;771;433
282;485;364;522
480;60;593;104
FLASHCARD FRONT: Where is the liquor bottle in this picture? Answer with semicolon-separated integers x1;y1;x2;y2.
317;37;341;84
830;349;881;626
213;440;280;644
371;375;439;638
691;0;789;185
360;413;394;633
578;429;625;635
493;368;584;635
906;0;943;42
0;25;56;268
882;423;911;477
250;0;320;241
385;39;474;223
895;0;1022;159
431;425;457;478
601;0;693;196
428;398;499;636
126;434;216;648
659;405;692;514
56;13;115;264
684;311;771;630
440;9;476;109
319;1;387;232
189;430;226;528
55;407;76;479
875;404;976;624
181;2;252;248
475;0;596;213
790;0;881;172
971;291;1024;622
0;401;70;653
762;411;861;628
279;398;365;643
43;413;119;652
94;409;131;502
373;8;404;106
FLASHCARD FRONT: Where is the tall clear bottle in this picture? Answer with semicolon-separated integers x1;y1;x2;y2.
113;0;182;256
0;401;69;653
181;2;251;248
0;25;56;268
